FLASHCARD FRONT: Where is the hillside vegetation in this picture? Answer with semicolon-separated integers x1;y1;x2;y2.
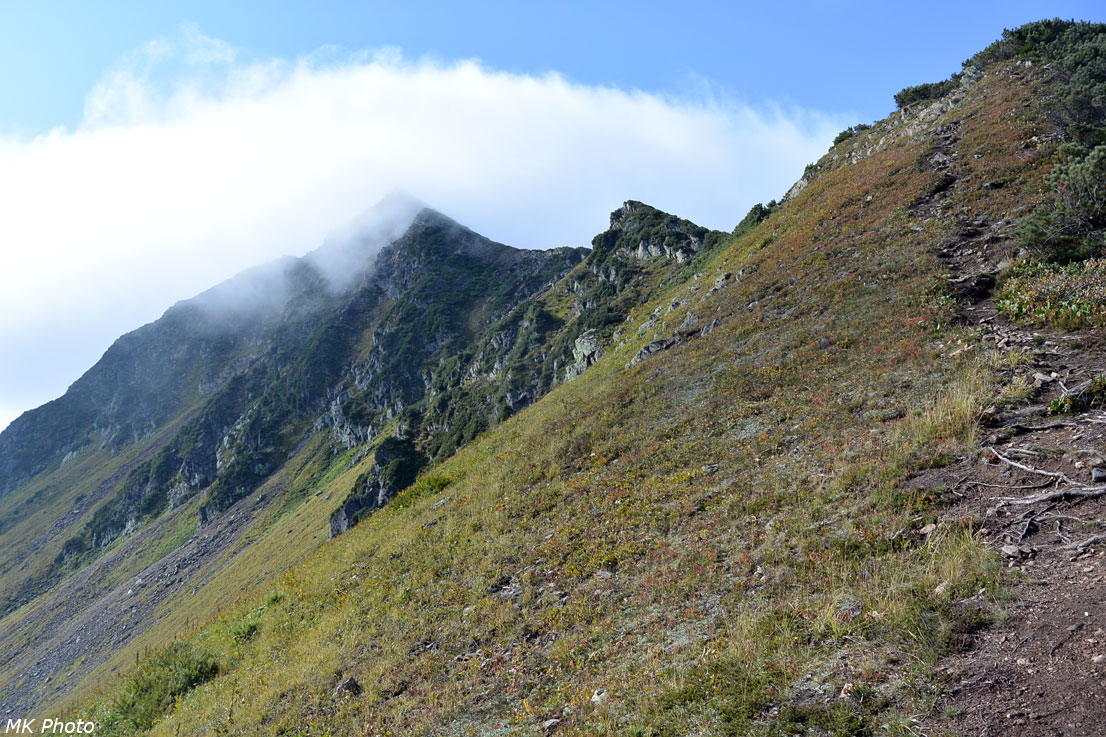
0;18;1101;736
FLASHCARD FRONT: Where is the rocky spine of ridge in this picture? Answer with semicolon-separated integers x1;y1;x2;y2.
327;202;729;536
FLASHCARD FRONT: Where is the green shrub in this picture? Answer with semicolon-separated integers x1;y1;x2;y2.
833;123;872;145
969;20;1106;142
231;614;262;642
102;642;218;732
997;259;1106;328
733;201;778;238
894;76;961;109
1017;145;1106;261
1049;394;1084;415
1049;376;1106;415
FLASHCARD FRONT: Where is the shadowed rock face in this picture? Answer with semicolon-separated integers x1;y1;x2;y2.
329;435;422;538
5;209;589;538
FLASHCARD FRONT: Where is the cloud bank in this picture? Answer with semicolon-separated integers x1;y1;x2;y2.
0;26;848;431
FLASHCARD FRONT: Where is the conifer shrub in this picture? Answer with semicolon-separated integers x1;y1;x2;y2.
1015;144;1106;262
833;123;872;145
894;76;961;109
969;19;1106;142
732;200;778;238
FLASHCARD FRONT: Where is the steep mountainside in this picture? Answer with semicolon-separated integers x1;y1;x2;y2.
3;18;1106;736
0;197;723;716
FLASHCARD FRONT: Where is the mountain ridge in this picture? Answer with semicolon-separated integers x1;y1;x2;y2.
0;195;725;717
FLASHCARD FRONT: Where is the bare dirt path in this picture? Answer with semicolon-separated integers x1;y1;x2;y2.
913;180;1106;733
889;106;1106;733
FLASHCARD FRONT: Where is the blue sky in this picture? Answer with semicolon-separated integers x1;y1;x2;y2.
2;0;1102;136
0;1;1102;432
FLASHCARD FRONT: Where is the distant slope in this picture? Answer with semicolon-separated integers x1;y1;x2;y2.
0;201;724;716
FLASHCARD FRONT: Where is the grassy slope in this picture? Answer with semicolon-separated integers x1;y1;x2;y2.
76;60;1061;735
0;405;208;695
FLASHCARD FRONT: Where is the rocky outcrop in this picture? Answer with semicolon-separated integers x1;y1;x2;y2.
329;435;424;538
3;200;723;556
564;330;602;381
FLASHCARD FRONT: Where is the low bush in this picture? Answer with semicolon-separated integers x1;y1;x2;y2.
732;201;778;238
996;259;1106;328
894;76;961;109
231;614;262;642
1017;145;1106;262
968;19;1106;142
833;123;873;146
101;642;218;732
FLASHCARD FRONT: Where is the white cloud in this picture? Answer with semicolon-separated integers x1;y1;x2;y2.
0;26;848;422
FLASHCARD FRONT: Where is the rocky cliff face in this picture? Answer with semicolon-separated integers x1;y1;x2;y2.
326;203;727;535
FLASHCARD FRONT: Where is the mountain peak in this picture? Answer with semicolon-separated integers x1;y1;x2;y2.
608;199;653;229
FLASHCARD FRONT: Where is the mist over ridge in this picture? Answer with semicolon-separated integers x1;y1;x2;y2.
180;190;425;327
0;26;846;433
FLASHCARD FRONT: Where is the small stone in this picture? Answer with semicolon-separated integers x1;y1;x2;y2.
596;569;613;580
1093;468;1106;483
334;676;362;698
541;718;561;732
1092;655;1106;664
839;682;854;699
1001;545;1022;558
920;523;937;536
1016;657;1030;666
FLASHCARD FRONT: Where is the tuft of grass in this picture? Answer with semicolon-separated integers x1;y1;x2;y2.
906;368;988;448
230;613;262;643
96;642;218;734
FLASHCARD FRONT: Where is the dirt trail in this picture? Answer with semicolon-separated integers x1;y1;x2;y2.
931;315;1106;736
906;120;1106;734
